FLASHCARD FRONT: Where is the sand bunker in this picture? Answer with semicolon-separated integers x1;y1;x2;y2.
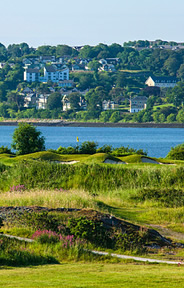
55;161;79;165
103;159;126;164
141;157;159;164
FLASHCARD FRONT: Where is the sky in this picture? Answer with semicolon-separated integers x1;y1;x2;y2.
1;0;184;47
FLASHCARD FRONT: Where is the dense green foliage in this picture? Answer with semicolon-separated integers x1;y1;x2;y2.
0;41;184;123
56;142;147;156
166;143;184;160
11;123;45;155
0;146;12;154
0;217;3;229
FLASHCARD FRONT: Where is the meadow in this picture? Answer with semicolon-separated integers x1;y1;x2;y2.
1;151;184;287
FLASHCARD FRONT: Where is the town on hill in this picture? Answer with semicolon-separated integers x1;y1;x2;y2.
0;40;184;123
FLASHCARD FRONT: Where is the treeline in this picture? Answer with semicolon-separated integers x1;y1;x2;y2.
1;41;184;78
0;41;184;123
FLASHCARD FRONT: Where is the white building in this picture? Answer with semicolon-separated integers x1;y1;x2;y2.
24;68;40;82
24;65;70;85
145;76;178;88
36;94;50;109
102;100;119;110
130;96;147;113
43;65;69;82
24;93;36;108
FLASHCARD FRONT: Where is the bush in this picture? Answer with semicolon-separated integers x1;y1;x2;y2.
114;227;148;252
19;212;62;232
0;145;12;154
0;163;7;173
133;188;184;207
79;141;97;154
112;146;147;156
96;145;112;153
166;143;184;160
68;217;112;247
0;217;3;229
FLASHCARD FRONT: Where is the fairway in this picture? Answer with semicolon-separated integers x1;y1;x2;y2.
1;263;184;288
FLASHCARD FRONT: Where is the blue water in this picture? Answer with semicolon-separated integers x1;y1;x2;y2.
0;126;183;158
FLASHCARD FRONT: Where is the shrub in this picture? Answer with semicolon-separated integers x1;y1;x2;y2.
0;217;3;229
57;146;78;154
114;228;148;253
32;230;82;249
96;145;112;153
10;184;25;192
133;188;184;207
0;145;12;154
111;146;147;156
32;230;61;244
79;141;97;154
166;143;184;160
20;212;63;232
67;217;112;247
0;163;7;173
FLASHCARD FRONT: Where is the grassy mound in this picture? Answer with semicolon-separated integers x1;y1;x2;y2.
82;153;124;164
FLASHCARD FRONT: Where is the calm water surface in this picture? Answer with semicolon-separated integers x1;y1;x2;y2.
0;126;183;158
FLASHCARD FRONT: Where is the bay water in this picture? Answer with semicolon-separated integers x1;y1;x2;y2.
0;126;183;158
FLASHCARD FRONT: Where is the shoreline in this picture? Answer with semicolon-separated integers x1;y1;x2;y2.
0;120;184;128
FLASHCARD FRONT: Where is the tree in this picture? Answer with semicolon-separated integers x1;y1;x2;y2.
109;111;121;123
68;92;81;110
167;113;176;122
11;123;45;155
167;143;184;160
87;60;101;72
177;64;184;81
56;45;77;57
47;92;62;110
176;109;184;123
7;91;24;111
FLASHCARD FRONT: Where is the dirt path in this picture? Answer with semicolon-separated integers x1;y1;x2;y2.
148;225;184;242
1;233;184;265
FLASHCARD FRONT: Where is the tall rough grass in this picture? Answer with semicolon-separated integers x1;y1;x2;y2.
1;160;184;193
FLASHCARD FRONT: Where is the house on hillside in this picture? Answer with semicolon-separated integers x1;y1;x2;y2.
62;95;71;111
62;95;87;111
102;100;119;110
0;63;6;68
58;80;74;88
99;64;116;72
36;93;50;109
145;76;178;88
24;93;36;108
24;68;40;82
22;58;32;66
106;58;120;65
40;56;56;63
130;96;147;113
24;64;70;86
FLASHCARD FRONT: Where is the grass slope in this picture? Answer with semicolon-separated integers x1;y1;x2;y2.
1;263;184;288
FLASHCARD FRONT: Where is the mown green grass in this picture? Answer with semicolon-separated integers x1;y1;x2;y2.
153;103;174;111
1;151;181;166
1;263;184;288
0;152;90;166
